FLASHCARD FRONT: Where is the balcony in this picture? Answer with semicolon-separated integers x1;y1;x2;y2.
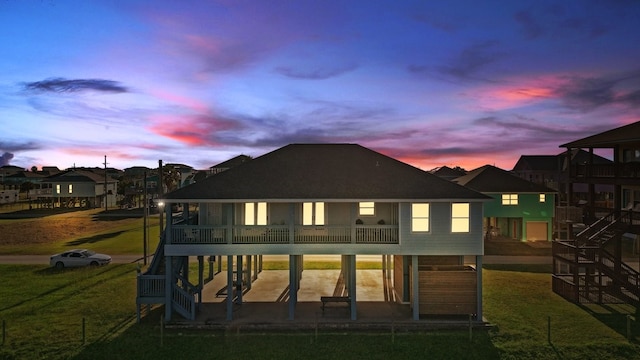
573;162;640;180
170;224;399;245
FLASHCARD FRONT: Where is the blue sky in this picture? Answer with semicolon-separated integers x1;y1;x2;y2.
2;0;640;171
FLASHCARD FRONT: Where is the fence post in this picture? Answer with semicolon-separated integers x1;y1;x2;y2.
469;314;472;341
628;315;632;341
2;319;5;345
391;319;395;344
82;317;86;345
547;316;551;344
160;315;164;347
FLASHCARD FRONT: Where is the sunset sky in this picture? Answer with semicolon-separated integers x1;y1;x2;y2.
2;0;640;171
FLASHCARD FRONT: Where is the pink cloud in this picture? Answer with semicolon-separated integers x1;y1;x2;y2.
61;147;140;163
470;75;564;111
148;113;241;146
149;89;210;113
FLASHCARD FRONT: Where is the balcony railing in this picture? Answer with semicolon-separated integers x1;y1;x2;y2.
171;224;399;245
137;274;165;299
573;162;640;179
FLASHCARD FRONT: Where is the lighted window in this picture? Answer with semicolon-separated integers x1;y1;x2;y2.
55;184;60;194
68;184;73;194
411;203;430;232
539;194;546;203
451;203;470;233
502;194;518;205
303;202;325;225
359;202;375;216
244;202;267;225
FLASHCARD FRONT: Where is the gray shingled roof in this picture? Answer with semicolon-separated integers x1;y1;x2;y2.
454;165;556;193
512;155;558;172
44;170;117;183
164;144;490;201
210;155;251;169
560;121;640;148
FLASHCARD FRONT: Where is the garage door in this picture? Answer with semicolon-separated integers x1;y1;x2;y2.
526;221;548;241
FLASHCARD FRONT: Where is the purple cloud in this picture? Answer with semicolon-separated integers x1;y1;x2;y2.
553;71;640;112
23;78;128;94
0;152;14;166
275;63;358;80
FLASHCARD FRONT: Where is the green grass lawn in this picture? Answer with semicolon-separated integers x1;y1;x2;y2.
0;210;638;359
0;264;638;360
0;215;160;255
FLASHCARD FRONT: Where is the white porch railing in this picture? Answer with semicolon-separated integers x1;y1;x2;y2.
234;225;290;244
171;224;399;244
295;226;351;243
355;225;398;243
172;226;226;244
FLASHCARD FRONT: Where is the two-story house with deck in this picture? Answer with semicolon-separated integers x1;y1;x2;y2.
38;169;118;208
453;165;556;241
137;144;491;324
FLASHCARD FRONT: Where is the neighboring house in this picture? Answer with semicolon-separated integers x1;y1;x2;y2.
430;165;467;181
553;121;640;309
0;189;19;204
512;150;613;206
38;169;118;208
5;171;45;189
560;121;640;217
137;144;491;323
121;167;154;208
454;165;556;241
209;155;251;175
512;155;561;190
0;165;25;180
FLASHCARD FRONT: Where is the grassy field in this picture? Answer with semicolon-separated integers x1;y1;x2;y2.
0;264;638;360
0;208;160;255
0;208;638;359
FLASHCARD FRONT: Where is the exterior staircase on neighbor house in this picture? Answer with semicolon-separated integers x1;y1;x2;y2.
552;210;640;308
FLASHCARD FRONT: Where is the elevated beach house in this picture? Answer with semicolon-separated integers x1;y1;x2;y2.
138;144;490;323
454;165;556;242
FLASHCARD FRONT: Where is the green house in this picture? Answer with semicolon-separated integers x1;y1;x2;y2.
454;165;556;241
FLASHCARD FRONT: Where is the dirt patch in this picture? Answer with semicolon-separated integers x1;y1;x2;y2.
0;208;143;246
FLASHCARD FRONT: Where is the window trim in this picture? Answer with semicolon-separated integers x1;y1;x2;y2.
358;202;375;216
411;203;430;232
244;202;267;225
451;203;470;233
502;193;518;205
303;202;325;226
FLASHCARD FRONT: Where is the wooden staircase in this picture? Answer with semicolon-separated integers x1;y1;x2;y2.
137;215;201;321
552;210;640;307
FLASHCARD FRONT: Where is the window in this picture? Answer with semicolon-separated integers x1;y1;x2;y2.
359;202;375;216
68;184;73;194
539;194;546;203
244;202;267;225
451;203;470;233
411;203;429;232
502;194;518;205
55;184;60;194
303;202;325;225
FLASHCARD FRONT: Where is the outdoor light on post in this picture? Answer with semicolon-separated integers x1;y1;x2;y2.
158;200;165;238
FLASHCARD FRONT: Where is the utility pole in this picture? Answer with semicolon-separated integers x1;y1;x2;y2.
103;155;108;212
158;160;164;235
143;170;148;265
